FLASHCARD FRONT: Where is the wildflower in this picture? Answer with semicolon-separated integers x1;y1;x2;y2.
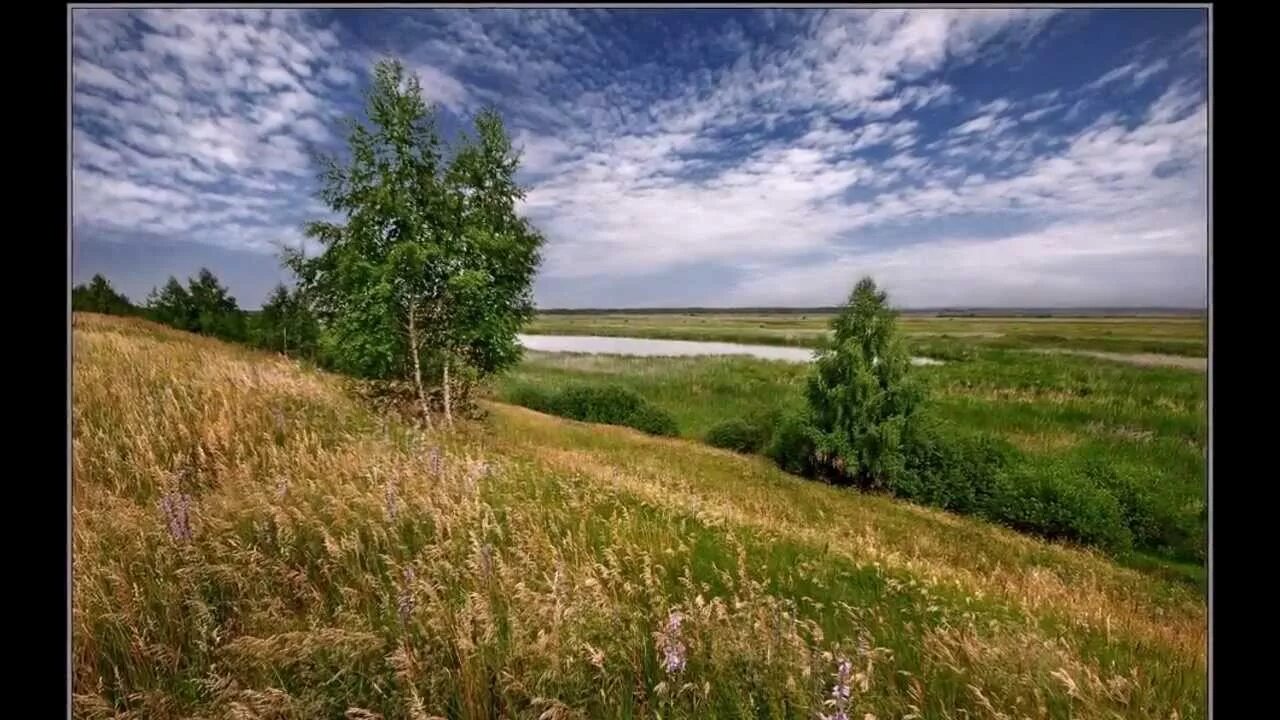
159;490;192;543
428;447;442;477
275;477;288;499
656;611;687;675
819;657;854;720
397;566;416;624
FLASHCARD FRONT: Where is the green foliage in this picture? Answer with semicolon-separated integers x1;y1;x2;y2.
145;269;246;342
249;285;320;359
72;274;137;316
146;277;198;331
805;277;925;488
1077;458;1204;562
765;407;818;476
287;58;544;413
506;383;679;437
894;416;1012;515
984;462;1135;554
705;418;769;454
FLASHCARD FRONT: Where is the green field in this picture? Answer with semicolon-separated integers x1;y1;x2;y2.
526;312;1208;357
73;313;1205;719
495;315;1207;577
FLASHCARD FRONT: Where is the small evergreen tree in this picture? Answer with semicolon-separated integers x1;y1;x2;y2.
806;277;925;488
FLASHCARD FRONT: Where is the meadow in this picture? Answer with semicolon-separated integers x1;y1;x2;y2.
72;312;1205;719
495;314;1207;579
525;312;1207;357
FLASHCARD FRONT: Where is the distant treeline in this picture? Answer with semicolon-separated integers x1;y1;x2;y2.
537;306;1206;318
72;271;319;360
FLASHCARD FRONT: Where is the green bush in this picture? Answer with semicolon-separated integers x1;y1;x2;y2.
766;408;817;476
1079;458;1204;563
505;383;679;437
504;385;557;414
984;463;1134;554
627;402;680;437
895;419;1011;515
705;418;769;453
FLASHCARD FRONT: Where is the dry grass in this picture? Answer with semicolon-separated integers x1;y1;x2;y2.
72;313;1204;719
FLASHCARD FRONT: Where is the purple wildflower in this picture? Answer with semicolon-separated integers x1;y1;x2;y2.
657;611;687;675
159;490;192;543
819;657;854;720
397;566;416;624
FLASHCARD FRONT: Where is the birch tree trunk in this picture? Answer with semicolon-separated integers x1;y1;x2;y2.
442;355;453;427
407;307;434;431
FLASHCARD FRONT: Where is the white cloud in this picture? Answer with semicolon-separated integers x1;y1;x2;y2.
72;8;358;254
72;8;1205;308
409;63;471;110
727;210;1206;307
1086;59;1170;92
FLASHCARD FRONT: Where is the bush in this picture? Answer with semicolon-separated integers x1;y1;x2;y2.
705;418;769;453
895;419;1011;515
766;408;818;476
983;463;1134;554
504;385;557;414
505;383;679;437
1079;458;1204;563
627;402;680;437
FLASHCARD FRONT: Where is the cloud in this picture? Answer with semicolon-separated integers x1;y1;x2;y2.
409;63;471;110
72;8;1206;308
1085;58;1170;91
72;8;359;256
726;210;1206;308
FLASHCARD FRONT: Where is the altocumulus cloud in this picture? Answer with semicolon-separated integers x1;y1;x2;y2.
72;8;1207;308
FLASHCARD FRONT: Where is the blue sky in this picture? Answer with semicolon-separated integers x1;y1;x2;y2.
72;8;1208;309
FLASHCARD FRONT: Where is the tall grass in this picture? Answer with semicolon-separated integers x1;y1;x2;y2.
73;314;1204;719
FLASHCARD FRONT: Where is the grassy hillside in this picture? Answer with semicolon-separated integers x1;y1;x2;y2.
494;347;1207;571
72;313;1205;719
523;313;1207;357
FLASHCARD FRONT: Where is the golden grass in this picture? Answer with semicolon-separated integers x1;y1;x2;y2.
484;406;1204;660
72;313;1204;719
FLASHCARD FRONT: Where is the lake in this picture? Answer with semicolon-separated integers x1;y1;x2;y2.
517;334;943;365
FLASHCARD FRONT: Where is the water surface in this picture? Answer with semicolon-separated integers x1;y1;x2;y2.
518;334;943;365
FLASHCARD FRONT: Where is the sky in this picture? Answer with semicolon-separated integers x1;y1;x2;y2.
71;8;1209;310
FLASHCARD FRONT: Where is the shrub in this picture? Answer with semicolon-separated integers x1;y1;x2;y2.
705;418;769;453
983;463;1134;554
766;408;818;476
1080;458;1204;563
895;418;1012;515
505;383;679;437
504;385;558;415
627;402;680;437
